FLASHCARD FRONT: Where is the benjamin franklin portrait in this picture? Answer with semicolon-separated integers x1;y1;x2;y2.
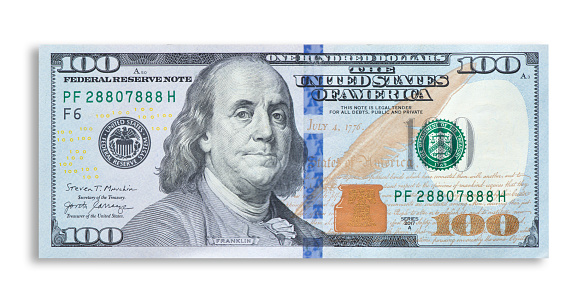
120;56;327;246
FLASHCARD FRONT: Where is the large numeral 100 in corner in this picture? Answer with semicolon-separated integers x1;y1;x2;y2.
57;55;120;73
457;56;521;74
60;227;123;245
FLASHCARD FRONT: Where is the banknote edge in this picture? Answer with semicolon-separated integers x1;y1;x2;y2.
38;45;549;258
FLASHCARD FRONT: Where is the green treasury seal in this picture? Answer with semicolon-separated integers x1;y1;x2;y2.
415;119;466;171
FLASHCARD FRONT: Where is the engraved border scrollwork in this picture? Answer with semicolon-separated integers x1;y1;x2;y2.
525;52;539;65
51;219;66;246
519;217;539;247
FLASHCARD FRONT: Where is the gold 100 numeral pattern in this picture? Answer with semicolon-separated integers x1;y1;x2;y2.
432;214;520;237
56;128;100;179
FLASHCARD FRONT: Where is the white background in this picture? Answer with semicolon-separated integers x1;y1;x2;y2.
2;0;584;293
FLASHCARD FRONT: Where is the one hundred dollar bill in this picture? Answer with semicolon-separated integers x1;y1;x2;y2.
39;45;548;258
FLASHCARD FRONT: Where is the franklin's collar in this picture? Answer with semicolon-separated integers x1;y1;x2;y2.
203;168;270;222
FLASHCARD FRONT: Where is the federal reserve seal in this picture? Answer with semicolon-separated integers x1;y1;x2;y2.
415;119;466;171
98;117;150;169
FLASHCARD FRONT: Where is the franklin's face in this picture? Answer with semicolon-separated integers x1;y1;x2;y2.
199;62;293;201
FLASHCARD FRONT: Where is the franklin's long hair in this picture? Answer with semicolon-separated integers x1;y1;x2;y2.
157;56;306;198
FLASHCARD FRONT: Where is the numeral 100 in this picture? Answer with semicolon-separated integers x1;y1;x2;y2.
58;55;120;73
62;227;123;245
432;214;519;236
457;56;521;74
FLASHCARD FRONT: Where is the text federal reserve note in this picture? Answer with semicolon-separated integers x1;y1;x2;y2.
39;45;548;258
